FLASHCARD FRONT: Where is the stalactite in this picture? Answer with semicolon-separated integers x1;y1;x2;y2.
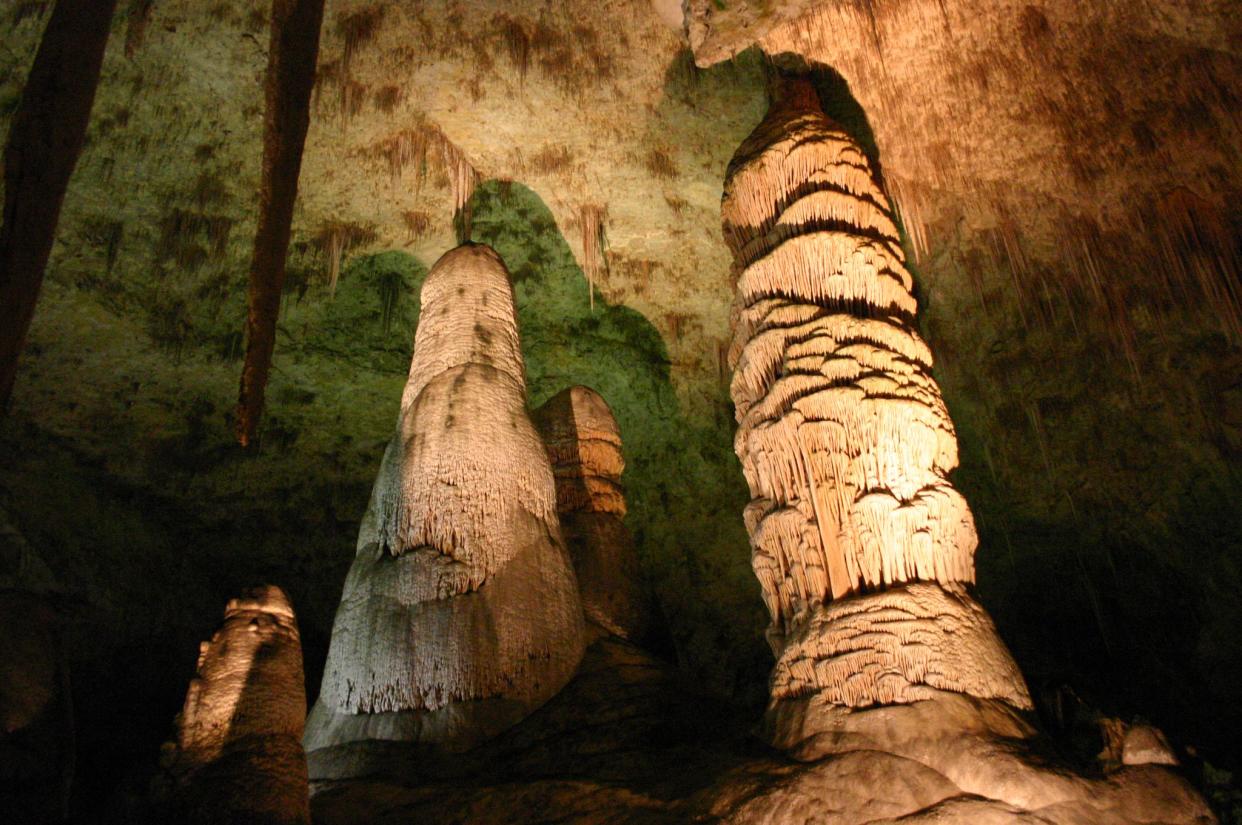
0;0;118;412
580;204;606;310
369;121;478;239
305;245;585;777
724;75;1030;712
158;587;310;825
234;0;326;448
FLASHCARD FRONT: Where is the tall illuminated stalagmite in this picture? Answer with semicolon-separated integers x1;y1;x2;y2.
305;244;586;777
159;586;309;825
723;76;1031;732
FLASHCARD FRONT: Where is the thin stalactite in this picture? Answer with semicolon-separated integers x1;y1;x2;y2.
235;0;327;448
0;0;119;412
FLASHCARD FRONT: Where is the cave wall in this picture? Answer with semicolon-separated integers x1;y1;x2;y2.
0;0;1238;813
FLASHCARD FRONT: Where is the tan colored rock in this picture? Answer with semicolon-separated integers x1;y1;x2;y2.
533;386;654;641
159;585;309;825
716;74;1211;824
724;75;1025;711
305;244;586;778
1122;724;1179;767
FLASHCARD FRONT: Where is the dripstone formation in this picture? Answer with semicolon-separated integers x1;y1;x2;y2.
304;243;586;778
723;75;1029;723
158;586;310;825
712;75;1214;823
533;386;654;642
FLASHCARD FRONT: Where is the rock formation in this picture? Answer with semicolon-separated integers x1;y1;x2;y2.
158;585;309;825
235;0;327;448
724;74;1029;721
304;243;586;778
533;386;654;642
0;0;118;410
716;75;1213;822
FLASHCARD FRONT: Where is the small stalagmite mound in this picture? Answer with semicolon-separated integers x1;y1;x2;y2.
304;243;586;779
157;585;309;825
533;386;655;642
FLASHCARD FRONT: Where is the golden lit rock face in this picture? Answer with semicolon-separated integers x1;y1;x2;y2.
161;585;309;825
305;243;585;776
533;386;653;641
724;77;1030;715
533;385;627;518
725;79;977;635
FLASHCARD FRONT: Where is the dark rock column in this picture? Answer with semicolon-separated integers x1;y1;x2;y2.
0;0;118;411
234;0;326;448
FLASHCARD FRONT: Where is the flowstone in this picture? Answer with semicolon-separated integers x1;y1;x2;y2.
304;243;586;779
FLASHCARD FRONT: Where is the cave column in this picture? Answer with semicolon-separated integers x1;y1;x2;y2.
723;75;1032;745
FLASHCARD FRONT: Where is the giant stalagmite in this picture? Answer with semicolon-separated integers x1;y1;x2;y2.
717;74;1212;823
724;75;1030;725
304;243;586;779
158;586;310;825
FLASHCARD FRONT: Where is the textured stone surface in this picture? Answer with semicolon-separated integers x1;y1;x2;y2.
0;1;1237;815
723;76;1030;725
309;636;1214;825
533;385;655;641
305;244;585;774
158;585;309;825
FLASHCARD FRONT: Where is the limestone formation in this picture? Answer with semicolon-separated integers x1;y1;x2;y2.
717;74;1212;823
159;585;309;825
533;386;654;641
724;75;1027;715
305;243;586;778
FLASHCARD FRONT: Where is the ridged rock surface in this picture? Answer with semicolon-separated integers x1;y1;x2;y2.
158;585;309;825
305;244;585;777
533;385;654;642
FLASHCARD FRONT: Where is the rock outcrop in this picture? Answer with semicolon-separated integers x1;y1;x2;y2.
157;585;309;825
533;385;654;642
304;243;586;779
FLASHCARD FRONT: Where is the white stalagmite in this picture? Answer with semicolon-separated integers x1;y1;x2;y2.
723;76;1030;712
159;586;310;825
533;386;653;642
304;244;586;777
